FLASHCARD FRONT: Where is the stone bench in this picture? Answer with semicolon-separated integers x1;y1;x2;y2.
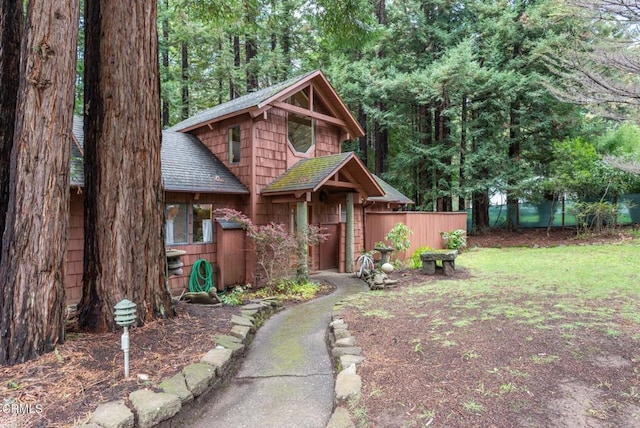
420;250;458;276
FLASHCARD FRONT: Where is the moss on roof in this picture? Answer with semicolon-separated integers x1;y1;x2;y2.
262;152;353;193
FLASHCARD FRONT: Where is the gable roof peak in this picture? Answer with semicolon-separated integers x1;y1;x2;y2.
168;69;363;138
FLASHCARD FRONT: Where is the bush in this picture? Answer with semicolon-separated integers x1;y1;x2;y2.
572;201;617;233
440;229;467;251
214;208;326;287
218;287;244;306
409;246;432;269
245;279;320;301
383;222;413;264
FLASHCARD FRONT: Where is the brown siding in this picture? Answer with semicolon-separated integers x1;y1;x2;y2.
191;107;343;229
64;191;246;304
66;191;84;304
364;211;468;260
194;115;253;191
165;192;244;293
314;120;341;156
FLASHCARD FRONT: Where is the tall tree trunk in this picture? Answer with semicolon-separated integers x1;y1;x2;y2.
161;0;170;127
0;0;79;365
374;104;388;175
245;6;258;92
181;40;188;120
507;99;521;231
231;34;240;99
0;0;23;256
79;0;173;333
358;107;368;168
372;0;387;176
472;190;490;233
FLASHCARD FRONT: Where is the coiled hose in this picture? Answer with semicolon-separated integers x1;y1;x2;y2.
188;259;214;293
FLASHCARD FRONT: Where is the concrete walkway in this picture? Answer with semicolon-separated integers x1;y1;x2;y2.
186;271;367;428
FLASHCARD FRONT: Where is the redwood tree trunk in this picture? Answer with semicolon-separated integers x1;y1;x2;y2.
0;0;79;365
181;40;189;120
472;190;490;233
358;107;368;168
161;0;170;127
245;8;258;92
79;0;173;333
0;0;22;256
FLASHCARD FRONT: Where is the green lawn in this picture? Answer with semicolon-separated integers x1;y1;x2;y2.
344;241;640;426
398;242;640;328
457;242;640;297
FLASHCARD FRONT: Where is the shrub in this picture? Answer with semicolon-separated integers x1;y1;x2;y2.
572;201;617;234
214;208;326;287
440;229;467;251
218;287;244;306
384;222;413;263
245;279;320;301
409;246;432;269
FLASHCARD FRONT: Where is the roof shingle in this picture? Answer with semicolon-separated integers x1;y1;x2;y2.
168;70;318;132
70;116;248;194
261;153;353;194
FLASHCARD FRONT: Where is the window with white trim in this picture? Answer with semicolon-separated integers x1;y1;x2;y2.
165;204;188;245
193;204;213;243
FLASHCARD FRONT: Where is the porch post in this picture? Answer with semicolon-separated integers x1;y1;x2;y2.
345;192;354;273
296;200;308;281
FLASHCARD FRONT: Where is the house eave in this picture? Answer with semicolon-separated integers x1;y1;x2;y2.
164;186;249;194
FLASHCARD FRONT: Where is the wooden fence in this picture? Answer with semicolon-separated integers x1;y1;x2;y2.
364;211;468;261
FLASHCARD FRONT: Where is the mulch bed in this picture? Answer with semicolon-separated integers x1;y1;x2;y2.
0;301;239;427
0;282;336;428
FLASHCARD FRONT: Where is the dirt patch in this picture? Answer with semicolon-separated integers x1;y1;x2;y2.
467;227;635;249
340;230;640;428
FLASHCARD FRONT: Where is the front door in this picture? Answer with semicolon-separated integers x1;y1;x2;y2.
319;223;339;269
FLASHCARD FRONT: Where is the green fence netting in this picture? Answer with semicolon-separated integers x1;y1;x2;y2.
466;193;640;229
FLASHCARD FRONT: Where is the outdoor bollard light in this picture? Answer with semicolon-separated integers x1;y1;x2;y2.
114;299;137;378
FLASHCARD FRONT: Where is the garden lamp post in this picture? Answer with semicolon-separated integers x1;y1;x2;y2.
114;299;137;378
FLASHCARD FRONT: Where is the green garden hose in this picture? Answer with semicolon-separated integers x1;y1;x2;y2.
189;259;214;293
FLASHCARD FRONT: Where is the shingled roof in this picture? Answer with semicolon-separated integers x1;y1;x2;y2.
70;116;248;194
369;175;414;205
261;152;384;197
168;69;363;139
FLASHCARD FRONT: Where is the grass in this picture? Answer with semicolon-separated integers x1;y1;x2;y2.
347;240;640;426
457;243;640;296
385;242;640;338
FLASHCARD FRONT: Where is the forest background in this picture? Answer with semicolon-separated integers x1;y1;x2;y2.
79;0;640;232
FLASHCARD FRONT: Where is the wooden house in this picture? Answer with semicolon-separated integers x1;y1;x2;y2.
66;69;427;302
